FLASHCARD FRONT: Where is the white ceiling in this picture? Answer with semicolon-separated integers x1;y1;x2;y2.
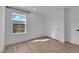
13;6;72;16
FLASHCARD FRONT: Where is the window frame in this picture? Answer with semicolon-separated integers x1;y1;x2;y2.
11;12;27;34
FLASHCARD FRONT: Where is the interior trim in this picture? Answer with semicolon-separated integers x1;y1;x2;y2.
6;6;31;13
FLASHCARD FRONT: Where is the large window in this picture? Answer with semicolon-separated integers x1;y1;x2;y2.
12;13;26;33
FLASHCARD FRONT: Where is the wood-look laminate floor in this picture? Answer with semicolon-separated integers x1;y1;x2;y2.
4;37;79;53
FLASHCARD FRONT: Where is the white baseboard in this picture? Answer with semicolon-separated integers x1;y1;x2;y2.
69;40;79;45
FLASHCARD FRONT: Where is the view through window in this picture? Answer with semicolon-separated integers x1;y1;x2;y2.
12;13;26;33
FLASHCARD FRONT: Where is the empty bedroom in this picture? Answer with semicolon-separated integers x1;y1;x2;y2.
0;6;79;53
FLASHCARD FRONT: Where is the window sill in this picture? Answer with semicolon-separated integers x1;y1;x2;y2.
11;32;27;35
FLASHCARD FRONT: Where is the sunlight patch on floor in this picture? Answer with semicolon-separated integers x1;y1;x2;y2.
30;39;50;42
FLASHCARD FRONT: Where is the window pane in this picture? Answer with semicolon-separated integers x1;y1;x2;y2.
12;12;26;33
19;24;25;32
13;24;20;33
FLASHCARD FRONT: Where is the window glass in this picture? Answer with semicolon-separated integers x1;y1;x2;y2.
12;13;26;33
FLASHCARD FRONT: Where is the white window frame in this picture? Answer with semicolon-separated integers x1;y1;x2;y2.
12;12;26;34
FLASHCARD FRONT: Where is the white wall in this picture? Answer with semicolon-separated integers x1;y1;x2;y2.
64;7;79;45
45;8;64;42
0;6;5;52
5;8;44;45
70;7;79;45
64;8;71;42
